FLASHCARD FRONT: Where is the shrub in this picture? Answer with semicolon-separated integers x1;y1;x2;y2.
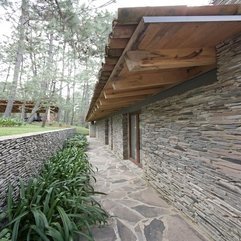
0;134;108;241
0;118;23;127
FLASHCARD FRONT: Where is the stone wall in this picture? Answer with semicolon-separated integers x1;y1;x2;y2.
140;35;241;241
212;0;241;4
0;128;75;208
96;119;105;142
110;114;128;160
96;114;128;160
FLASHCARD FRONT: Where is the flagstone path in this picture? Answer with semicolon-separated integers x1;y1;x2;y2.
82;137;210;241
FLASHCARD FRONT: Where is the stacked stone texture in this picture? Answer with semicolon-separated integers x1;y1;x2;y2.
96;119;105;141
140;36;241;241
0;128;75;208
96;114;128;160
212;0;241;4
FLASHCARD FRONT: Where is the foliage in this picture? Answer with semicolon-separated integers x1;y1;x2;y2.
0;134;108;241
0;0;114;124
0;118;23;127
64;134;88;150
75;126;89;136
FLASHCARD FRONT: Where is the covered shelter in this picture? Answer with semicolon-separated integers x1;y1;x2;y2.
0;100;59;114
86;4;241;241
86;4;241;121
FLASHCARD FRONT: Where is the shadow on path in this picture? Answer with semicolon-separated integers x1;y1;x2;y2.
79;138;209;241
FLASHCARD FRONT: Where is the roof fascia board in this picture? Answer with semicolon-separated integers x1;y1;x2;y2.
143;15;241;23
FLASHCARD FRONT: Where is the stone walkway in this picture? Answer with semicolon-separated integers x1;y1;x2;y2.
84;138;209;241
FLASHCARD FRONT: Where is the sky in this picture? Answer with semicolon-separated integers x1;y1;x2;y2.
95;0;211;11
0;0;211;36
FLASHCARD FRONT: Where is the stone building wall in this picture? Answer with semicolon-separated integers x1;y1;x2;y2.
140;35;241;241
96;114;128;160
212;0;241;4
0;128;75;208
96;119;105;142
110;114;128;160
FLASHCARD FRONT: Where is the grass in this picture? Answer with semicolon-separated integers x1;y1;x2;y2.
0;124;89;137
75;126;89;135
0;125;64;137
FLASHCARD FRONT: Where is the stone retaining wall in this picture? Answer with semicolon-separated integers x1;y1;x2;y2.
141;35;241;241
0;128;75;208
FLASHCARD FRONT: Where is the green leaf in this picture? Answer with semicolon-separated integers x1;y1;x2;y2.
31;225;50;241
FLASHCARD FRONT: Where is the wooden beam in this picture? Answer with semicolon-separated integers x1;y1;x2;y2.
108;38;129;49
117;5;241;24
104;88;163;99
111;24;136;38
113;65;215;91
125;48;216;71
101;64;115;72
105;57;119;65
105;48;124;57
112;69;187;91
99;96;144;106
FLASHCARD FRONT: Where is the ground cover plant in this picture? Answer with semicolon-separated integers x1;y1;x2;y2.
0;118;23;127
0;134;108;241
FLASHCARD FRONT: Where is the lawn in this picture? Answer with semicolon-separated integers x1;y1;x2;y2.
74;126;89;135
0;124;89;137
0;124;64;137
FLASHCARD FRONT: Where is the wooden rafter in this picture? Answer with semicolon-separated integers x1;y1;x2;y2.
104;88;163;99
112;68;192;91
125;48;216;71
86;4;241;122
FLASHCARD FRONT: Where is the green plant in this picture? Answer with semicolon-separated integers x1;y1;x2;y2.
0;134;108;241
0;118;24;127
64;134;88;150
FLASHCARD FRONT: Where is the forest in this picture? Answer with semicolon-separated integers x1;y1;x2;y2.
0;0;114;126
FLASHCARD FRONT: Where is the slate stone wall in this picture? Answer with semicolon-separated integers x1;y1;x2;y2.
110;114;126;159
0;128;75;208
212;0;241;4
96;114;128;159
140;35;241;241
96;119;105;142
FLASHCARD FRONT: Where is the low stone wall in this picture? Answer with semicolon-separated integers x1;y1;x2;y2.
0;128;75;208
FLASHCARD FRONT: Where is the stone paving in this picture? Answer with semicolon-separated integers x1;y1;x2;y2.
83;138;209;241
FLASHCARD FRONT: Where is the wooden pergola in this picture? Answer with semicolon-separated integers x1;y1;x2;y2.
86;4;241;122
0;100;59;113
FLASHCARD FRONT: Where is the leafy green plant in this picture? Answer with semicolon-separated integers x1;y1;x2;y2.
0;118;24;127
64;134;88;150
0;134;108;241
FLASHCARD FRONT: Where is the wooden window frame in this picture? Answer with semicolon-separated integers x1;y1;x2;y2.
128;112;141;167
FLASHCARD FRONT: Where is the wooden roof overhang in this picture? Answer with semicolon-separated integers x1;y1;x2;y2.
0;100;59;113
86;5;241;122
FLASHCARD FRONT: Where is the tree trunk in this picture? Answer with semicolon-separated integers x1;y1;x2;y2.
2;64;11;93
27;100;41;123
41;108;48;127
70;80;76;125
3;0;28;117
27;31;54;123
57;41;66;123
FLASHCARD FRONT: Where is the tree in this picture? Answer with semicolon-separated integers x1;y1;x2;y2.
0;0;114;125
3;0;28;117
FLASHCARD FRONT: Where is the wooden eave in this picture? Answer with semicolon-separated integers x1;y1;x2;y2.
0;100;59;113
86;4;241;122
